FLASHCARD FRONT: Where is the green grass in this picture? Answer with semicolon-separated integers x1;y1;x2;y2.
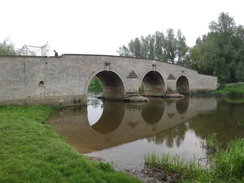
187;83;244;100
202;133;220;153
211;138;244;182
144;153;204;181
212;83;244;103
214;83;244;97
144;137;244;183
0;105;141;183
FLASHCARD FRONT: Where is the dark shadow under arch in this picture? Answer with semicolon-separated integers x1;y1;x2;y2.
96;71;124;99
142;71;165;97
176;76;190;95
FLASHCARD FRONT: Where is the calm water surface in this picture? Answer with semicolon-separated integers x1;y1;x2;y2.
47;95;244;171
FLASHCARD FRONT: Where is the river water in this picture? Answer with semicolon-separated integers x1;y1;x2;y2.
47;94;244;171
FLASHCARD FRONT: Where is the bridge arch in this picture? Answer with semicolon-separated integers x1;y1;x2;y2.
85;69;125;99
141;70;166;97
176;75;190;95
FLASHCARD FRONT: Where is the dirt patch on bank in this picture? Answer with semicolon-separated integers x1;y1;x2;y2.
125;165;183;183
87;156;183;183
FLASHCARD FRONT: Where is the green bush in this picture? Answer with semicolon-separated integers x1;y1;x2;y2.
139;84;144;94
213;83;244;101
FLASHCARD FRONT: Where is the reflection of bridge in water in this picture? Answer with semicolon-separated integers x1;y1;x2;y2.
48;97;217;153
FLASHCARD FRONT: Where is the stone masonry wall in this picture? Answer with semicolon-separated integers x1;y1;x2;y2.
0;54;217;106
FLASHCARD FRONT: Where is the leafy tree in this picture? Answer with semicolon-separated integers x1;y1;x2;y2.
88;76;103;92
187;12;244;83
154;31;165;60
0;38;28;55
130;38;141;58
176;30;188;65
0;38;17;55
117;45;130;57
236;61;244;81
183;42;200;70
163;28;177;64
117;29;189;65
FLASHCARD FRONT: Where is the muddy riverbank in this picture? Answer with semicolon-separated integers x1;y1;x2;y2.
87;156;182;183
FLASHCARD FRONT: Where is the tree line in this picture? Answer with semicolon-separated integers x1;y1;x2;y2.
118;29;188;65
118;12;244;83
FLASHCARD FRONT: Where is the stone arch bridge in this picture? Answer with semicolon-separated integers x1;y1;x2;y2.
0;54;217;106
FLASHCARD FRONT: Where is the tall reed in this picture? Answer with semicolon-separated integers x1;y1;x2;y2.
212;138;244;182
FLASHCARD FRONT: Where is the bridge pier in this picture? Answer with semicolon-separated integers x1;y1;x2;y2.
98;91;149;103
124;95;149;102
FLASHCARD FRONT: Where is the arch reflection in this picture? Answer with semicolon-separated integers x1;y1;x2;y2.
176;97;189;114
91;101;124;134
141;98;165;124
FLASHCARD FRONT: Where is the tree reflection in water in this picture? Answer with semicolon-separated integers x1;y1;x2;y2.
189;101;244;148
146;122;188;148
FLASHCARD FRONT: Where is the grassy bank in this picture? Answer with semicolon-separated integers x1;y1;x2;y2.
213;83;244;103
192;83;244;103
0;105;141;183
214;83;244;97
144;136;244;182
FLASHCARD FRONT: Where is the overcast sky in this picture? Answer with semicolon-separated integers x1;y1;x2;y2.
1;0;243;56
